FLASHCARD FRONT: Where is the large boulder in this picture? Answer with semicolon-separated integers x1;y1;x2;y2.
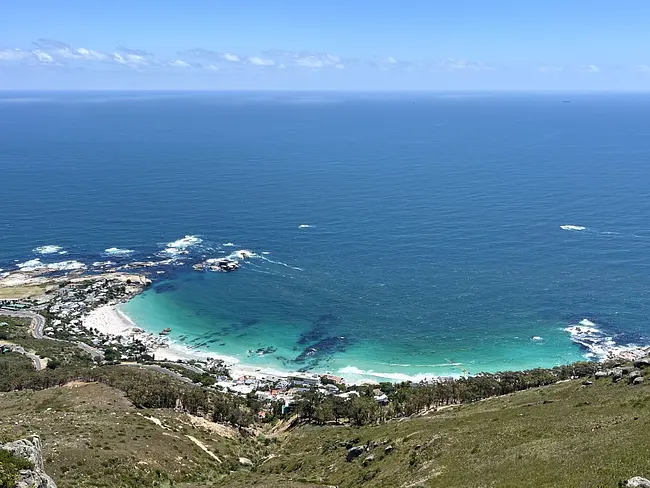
628;370;643;382
626;477;650;488
362;454;375;466
238;457;253;467
0;435;57;488
633;377;645;385
634;357;650;368
594;371;608;379
346;446;365;462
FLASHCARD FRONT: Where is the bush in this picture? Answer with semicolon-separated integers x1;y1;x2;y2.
0;450;33;488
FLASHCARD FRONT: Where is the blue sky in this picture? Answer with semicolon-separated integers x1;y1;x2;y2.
2;1;650;90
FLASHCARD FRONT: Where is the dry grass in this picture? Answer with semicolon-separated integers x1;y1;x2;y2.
0;284;47;299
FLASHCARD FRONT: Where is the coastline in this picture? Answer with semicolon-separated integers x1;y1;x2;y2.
82;304;325;384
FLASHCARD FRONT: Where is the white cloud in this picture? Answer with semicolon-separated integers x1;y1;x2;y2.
385;57;398;64
222;53;240;62
205;64;219;71
0;48;31;61
635;65;650;73
248;56;275;66
583;64;600;73
169;59;191;68
111;53;126;64
265;50;344;69
444;59;495;71
126;54;147;64
33;51;54;63
76;47;107;61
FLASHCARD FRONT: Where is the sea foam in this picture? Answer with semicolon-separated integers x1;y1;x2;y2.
560;225;586;231
298;224;311;229
33;245;63;255
104;247;134;256
161;235;203;256
338;366;446;383
17;259;86;272
565;320;650;361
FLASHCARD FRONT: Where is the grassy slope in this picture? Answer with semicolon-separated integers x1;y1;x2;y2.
231;377;650;488
1;376;648;488
2;310;649;487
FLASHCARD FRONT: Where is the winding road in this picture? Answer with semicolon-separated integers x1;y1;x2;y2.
0;309;203;384
0;309;105;361
0;342;44;370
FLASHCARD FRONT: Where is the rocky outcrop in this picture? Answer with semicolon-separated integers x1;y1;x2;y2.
634;357;650;368
0;436;57;488
346;446;365;462
626;477;650;488
238;457;253;467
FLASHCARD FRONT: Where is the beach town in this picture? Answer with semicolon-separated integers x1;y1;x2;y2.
0;263;396;415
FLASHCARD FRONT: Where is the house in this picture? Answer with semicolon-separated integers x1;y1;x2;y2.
290;376;320;387
335;391;360;400
374;393;389;405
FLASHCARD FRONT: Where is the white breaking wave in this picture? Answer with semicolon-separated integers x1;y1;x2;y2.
338;366;448;383
531;336;543;341
222;242;235;247
560;225;586;231
565;320;650;361
259;254;303;271
17;259;86;272
92;261;116;267
33;245;63;255
298;224;311;229
161;235;202;256
104;247;134;256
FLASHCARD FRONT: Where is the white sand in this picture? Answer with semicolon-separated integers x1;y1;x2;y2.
81;305;319;382
82;305;134;336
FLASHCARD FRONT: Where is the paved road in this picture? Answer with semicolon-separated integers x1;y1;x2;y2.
0;342;43;370
0;309;104;361
0;309;202;384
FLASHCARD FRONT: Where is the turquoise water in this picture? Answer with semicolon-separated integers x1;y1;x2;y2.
3;91;650;381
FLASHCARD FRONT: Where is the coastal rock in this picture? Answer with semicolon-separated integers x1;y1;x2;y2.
581;380;593;387
346;446;365;462
634;357;650;368
362;454;375;466
385;445;394;454
633;377;645;385
622;366;634;375
609;367;623;377
594;371;608;379
0;435;57;488
238;457;253;467
626;477;650;488
628;370;643;382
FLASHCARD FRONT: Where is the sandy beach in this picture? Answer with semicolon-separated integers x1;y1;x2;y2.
81;304;321;383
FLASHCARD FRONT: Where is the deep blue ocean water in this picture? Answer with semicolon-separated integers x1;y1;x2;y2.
2;91;650;381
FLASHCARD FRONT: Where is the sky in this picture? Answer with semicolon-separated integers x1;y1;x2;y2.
1;0;650;90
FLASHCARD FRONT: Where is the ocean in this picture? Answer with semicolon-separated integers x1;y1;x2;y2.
2;91;650;382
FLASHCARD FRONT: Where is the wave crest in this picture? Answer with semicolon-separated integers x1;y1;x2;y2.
17;259;86;272
104;247;134;256
33;245;63;255
565;320;650;361
161;235;203;256
560;225;586;231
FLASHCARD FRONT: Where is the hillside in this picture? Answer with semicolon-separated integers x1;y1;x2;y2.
1;371;649;487
2;311;650;487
